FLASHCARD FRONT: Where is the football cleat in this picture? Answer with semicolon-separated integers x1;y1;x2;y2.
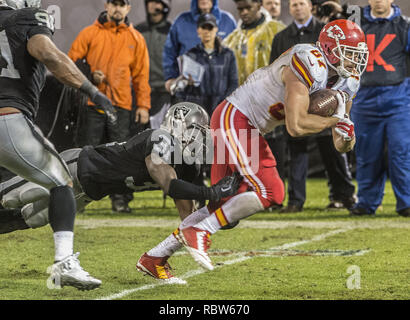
49;252;102;291
136;253;187;285
174;227;214;271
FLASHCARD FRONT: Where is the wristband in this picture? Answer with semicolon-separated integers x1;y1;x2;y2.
79;79;99;99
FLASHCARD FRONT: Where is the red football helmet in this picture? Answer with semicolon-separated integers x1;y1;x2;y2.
318;19;369;78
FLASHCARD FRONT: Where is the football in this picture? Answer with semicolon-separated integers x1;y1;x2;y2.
308;89;339;117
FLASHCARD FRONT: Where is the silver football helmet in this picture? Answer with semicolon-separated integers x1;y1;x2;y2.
161;102;212;164
0;0;41;9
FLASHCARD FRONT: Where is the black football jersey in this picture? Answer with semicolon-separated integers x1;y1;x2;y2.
77;129;201;200
0;7;54;120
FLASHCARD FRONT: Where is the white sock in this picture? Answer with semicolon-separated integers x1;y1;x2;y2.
146;206;212;258
53;231;73;262
194;192;264;234
194;214;221;234
147;234;181;257
179;206;211;229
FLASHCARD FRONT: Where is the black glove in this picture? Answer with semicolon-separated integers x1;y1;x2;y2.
91;91;118;126
209;172;243;202
79;79;117;126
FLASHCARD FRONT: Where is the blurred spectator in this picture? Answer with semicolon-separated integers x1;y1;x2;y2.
173;13;238;117
68;0;151;213
262;0;282;20
135;0;172;127
223;0;285;85
163;0;237;93
350;1;410;217
311;0;344;24
268;0;356;213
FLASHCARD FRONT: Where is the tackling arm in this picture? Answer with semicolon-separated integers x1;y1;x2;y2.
282;66;339;137
145;154;242;203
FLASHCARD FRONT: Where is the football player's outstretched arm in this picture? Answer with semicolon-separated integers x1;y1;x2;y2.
332;101;356;153
145;154;242;205
282;66;339;137
145;154;195;220
27;34;87;88
27;34;117;124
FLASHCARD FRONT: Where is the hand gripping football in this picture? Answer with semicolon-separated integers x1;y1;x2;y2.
308;89;339;117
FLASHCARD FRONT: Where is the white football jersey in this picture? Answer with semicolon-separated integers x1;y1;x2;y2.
226;43;360;135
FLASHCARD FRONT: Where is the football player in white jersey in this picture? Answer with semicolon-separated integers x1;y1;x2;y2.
136;19;369;277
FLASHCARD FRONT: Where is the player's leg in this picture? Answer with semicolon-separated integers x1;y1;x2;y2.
176;104;284;269
350;112;386;215
137;100;230;279
386;110;410;216
1;148;90;233
0;114;100;290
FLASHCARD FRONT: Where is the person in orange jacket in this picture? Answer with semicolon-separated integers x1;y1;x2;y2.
68;0;151;213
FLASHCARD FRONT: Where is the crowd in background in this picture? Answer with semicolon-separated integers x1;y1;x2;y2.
1;0;409;217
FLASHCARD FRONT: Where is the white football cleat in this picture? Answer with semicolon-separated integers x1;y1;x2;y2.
174;227;214;271
49;252;101;291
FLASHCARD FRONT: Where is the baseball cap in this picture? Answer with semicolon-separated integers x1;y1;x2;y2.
197;13;217;28
107;0;130;4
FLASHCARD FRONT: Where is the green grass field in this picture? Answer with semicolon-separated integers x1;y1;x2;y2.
0;179;409;300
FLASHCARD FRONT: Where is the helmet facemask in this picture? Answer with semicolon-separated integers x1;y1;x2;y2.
162;103;212;165
330;38;369;78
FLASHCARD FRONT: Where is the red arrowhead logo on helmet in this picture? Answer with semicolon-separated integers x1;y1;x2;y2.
326;25;346;40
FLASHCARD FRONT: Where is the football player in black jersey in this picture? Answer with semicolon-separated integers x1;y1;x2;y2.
0;0;117;290
1;102;242;283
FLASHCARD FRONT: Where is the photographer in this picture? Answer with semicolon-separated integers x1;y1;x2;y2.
312;0;346;23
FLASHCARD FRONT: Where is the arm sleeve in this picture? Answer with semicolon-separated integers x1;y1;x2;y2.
130;31;151;110
162;23;181;80
168;179;211;200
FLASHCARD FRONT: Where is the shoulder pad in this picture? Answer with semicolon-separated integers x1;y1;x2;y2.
331;76;361;101
290;44;328;93
15;8;55;33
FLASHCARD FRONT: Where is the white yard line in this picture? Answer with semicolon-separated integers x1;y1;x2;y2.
97;228;350;300
76;218;410;230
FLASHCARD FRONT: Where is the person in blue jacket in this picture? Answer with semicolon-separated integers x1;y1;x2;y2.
174;13;238;117
350;0;410;217
163;0;237;93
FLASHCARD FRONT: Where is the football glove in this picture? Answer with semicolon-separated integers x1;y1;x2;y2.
332;90;348;120
335;117;355;141
91;91;118;126
209;172;243;202
79;79;117;126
